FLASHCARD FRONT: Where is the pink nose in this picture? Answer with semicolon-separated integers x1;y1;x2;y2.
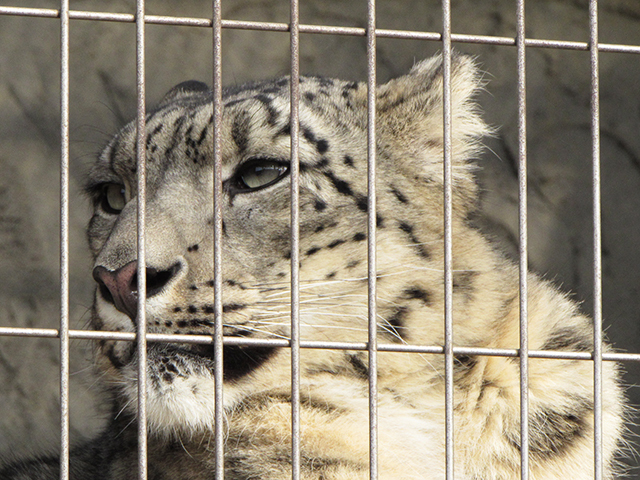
93;261;139;319
93;261;183;320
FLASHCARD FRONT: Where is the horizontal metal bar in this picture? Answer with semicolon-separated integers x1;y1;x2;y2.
0;326;636;361
1;6;639;55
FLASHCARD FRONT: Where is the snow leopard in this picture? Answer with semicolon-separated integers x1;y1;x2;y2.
1;53;626;479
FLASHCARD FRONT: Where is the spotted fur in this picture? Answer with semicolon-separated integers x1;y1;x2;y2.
1;54;626;479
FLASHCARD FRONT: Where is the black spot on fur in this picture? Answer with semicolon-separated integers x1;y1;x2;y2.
399;221;429;258
187;318;214;328
316;139;329;154
173;307;182;312
317;157;330;168
452;271;477;300
453;354;477;370
145;124;164;150
231;112;250;153
356;195;368;212
197;123;209;145
225;279;246;290
306;246;321;256
324;170;354;196
326;271;337;279
508;401;592;459
165;115;187;159
189;285;198;291
184;125;199;163
390;186;409;204
476;379;494;402
223;303;247;313
254;94;279;126
343;155;355;167
314;199;327;212
108;139;120;169
354;199;384;228
353;232;366;242
377;91;407;113
302;126;329;154
299;161;311;173
315;76;335;88
399;222;413;234
347;354;369;379
187;244;199;252
188;305;198;313
225;98;245;108
403;286;432;306
304;92;316;102
222;345;277;382
381;307;409;341
542;328;592;352
203;305;215;314
315;224;325;233
275;122;291;138
327;239;346;249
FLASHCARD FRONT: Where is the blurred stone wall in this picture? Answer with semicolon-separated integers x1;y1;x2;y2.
1;0;639;473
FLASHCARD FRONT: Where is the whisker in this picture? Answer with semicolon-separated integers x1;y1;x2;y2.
224;324;290;340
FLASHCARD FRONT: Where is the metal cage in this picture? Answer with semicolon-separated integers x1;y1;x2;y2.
1;1;639;479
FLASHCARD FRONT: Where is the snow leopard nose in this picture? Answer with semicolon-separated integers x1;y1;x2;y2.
92;261;181;320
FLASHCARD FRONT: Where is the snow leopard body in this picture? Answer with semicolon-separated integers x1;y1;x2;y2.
1;54;626;479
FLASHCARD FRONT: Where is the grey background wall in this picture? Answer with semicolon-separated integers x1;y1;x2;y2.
1;0;640;474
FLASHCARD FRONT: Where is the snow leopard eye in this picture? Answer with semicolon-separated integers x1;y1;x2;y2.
100;183;127;214
235;159;289;192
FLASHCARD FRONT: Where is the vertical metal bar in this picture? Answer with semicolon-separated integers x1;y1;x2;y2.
516;1;529;479
135;1;148;479
59;1;70;479
589;1;603;478
211;0;224;478
441;1;454;478
366;0;378;479
289;0;301;478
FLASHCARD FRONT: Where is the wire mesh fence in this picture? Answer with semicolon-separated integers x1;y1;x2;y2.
0;1;640;479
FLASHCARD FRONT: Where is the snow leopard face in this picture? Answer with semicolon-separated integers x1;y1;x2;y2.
86;54;486;435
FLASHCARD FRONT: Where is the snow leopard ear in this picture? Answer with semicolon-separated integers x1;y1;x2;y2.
157;80;210;107
376;53;490;174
